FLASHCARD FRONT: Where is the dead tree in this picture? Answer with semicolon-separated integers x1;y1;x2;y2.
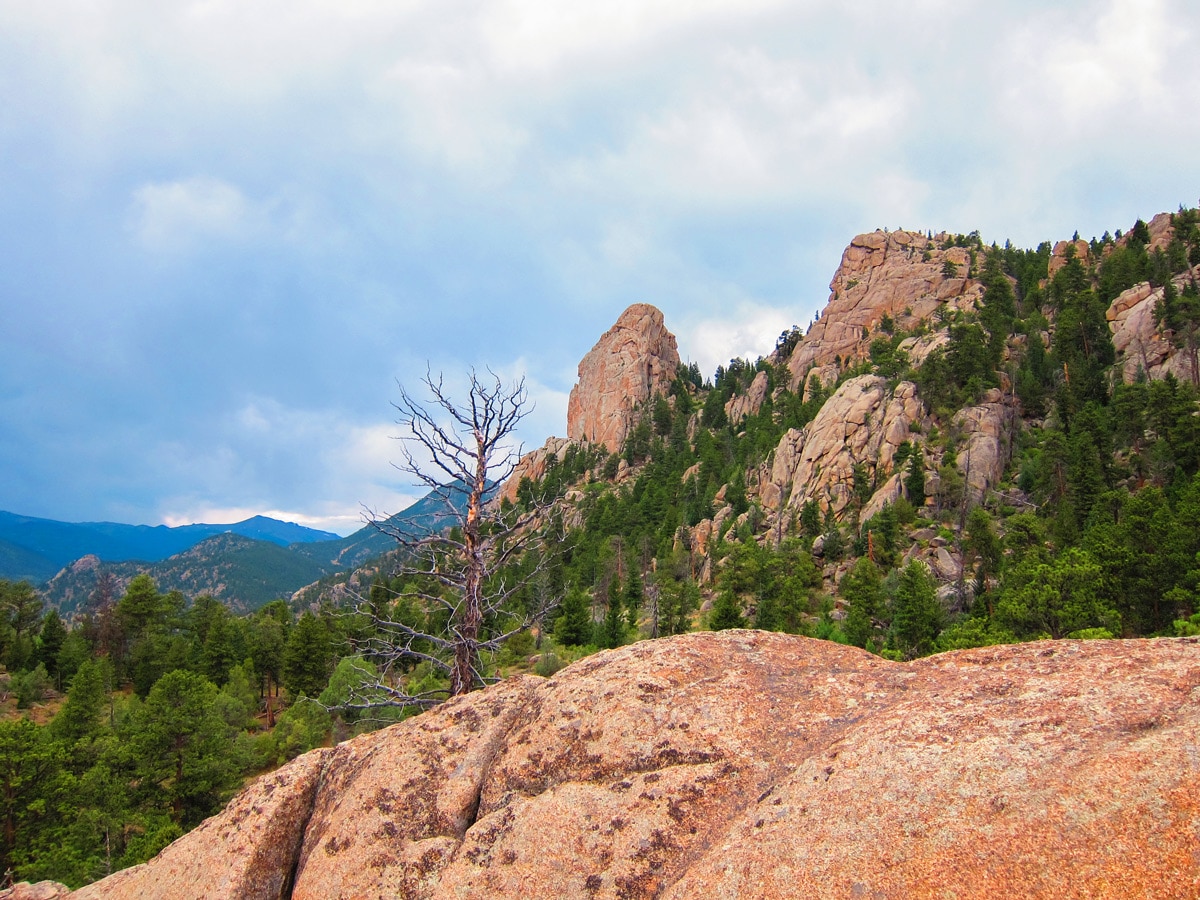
348;368;559;712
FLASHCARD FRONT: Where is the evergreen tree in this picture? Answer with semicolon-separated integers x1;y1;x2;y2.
995;547;1118;639
888;561;943;659
904;452;926;507
553;587;592;647
624;568;644;630
709;588;746;631
0;718;66;875
36;610;67;686
841;558;886;649
282;613;333;699
50;660;107;752
127;670;243;826
599;578;626;649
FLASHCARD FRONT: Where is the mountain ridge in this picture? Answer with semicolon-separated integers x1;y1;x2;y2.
0;510;341;584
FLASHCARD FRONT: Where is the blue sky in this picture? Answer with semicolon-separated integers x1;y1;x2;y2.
2;0;1198;535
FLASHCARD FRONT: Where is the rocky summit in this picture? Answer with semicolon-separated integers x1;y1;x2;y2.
567;303;681;453
58;631;1200;899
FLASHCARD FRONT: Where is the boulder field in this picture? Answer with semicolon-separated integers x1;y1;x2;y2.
46;631;1200;899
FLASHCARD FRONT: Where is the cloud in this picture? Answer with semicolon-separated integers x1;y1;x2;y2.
681;302;800;379
4;0;1200;537
129;176;264;250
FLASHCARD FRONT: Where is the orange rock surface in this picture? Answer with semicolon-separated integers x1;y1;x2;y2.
66;631;1200;899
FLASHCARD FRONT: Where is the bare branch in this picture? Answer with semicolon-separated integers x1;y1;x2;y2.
345;366;553;711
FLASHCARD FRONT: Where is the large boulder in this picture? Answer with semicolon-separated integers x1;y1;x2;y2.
566;304;681;453
953;388;1015;503
69;631;1200;899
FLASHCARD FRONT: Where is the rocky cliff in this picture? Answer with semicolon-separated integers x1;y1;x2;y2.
786;229;984;392
1108;270;1200;384
567;304;681;453
58;631;1200;899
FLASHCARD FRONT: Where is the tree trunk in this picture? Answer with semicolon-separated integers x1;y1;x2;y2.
451;433;488;696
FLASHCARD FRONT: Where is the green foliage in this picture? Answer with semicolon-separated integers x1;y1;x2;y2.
553;587;593;647
259;700;331;768
933;616;1017;651
36;609;67;685
598;577;627;649
14;663;49;709
708;588;745;631
887;561;943;660
916;321;998;411
995;547;1118;639
841;558;886;650
533;652;566;677
282;612;333;699
904;451;926;506
127;670;245;826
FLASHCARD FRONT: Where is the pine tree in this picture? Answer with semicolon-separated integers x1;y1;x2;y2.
599;581;626;650
128;670;244;826
553;587;592;647
282;613;333;699
888;561;944;659
841;558;886;649
709;588;746;631
624;568;644;630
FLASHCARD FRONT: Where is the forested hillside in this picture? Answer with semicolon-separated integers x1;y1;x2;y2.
3;205;1200;890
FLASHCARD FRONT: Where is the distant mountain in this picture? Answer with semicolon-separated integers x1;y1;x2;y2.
29;488;465;614
42;533;331;615
0;537;59;584
0;510;341;583
292;488;468;571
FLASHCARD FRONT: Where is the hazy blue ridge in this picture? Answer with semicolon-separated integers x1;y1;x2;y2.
292;488;469;569
0;536;59;584
0;510;342;581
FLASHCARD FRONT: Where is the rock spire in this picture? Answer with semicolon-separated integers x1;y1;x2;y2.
566;304;680;453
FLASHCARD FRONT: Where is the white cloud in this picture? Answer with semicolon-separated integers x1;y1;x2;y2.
553;47;913;211
161;505;367;536
480;0;794;74
7;0;1200;536
129;176;262;250
1001;0;1184;135
682;302;798;378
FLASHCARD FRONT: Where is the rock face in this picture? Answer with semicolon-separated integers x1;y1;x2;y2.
724;370;768;425
497;437;575;506
70;749;331;900
786;230;983;391
763;375;923;518
1107;269;1200;384
69;631;1200;899
953;388;1014;503
567;304;681;453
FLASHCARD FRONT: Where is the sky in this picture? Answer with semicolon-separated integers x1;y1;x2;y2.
2;0;1199;536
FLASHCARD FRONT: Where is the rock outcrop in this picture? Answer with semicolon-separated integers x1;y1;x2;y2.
724;370;768;425
567;304;680;453
762;375;923;518
497;437;575;506
67;631;1200;899
1107;269;1200;384
953;388;1014;504
786;230;983;391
